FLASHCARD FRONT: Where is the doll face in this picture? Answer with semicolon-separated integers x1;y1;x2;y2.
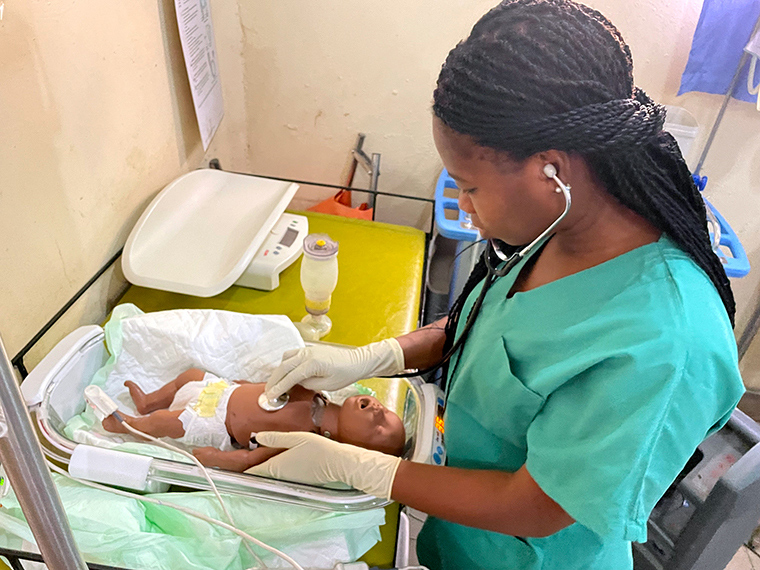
337;395;406;456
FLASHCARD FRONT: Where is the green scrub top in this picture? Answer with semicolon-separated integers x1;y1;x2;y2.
416;235;744;570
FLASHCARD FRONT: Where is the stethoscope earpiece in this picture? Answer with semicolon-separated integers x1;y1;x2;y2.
385;161;573;382
544;164;571;194
543;164;557;179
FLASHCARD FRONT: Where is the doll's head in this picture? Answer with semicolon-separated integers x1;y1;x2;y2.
335;395;405;456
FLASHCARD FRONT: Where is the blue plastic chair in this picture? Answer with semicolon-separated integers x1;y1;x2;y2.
433;169;480;242
693;175;749;278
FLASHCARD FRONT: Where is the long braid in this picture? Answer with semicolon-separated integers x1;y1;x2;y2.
436;0;735;357
588;133;735;320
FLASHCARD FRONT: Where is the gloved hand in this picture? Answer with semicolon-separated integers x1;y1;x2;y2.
265;339;405;400
245;431;402;498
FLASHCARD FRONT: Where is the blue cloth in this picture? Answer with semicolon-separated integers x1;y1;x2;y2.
679;0;760;103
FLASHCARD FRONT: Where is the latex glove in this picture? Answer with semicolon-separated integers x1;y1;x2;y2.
265;338;405;400
245;431;402;499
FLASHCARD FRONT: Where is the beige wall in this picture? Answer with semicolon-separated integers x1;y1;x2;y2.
4;0;760;385
239;1;499;230
0;0;249;366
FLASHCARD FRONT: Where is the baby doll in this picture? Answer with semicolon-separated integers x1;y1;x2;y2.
101;368;406;472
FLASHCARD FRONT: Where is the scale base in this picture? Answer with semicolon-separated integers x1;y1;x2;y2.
234;213;309;291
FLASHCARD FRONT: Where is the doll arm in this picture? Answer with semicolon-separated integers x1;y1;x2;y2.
192;446;284;472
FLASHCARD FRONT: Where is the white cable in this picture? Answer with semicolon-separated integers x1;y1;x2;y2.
115;418;265;568
748;55;760;111
47;462;305;570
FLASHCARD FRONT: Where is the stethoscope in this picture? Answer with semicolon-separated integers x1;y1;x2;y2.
258;164;573;411
389;163;573;381
485;164;572;276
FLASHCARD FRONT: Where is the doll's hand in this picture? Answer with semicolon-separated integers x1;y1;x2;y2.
244;431;401;499
265;339;405;400
192;447;221;467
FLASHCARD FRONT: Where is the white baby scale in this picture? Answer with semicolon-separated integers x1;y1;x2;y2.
20;325;446;511
122;169;309;295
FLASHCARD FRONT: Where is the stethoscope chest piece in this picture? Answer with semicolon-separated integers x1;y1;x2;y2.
258;391;289;412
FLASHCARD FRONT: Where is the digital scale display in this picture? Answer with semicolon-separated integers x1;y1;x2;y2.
436;403;445;435
279;228;298;247
432;402;446;465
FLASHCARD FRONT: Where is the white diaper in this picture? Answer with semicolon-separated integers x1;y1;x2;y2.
169;372;239;451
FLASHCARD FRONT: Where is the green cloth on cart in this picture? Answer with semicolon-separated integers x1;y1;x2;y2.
0;474;384;570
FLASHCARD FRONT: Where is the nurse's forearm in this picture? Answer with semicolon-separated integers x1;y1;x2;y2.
396;317;448;370
391;461;574;538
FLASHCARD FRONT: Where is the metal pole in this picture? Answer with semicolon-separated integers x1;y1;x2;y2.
368;152;381;214
0;334;88;570
346;133;366;188
738;303;760;361
693;52;748;176
694;11;760;176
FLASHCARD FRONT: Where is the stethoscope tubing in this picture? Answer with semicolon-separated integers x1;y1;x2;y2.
385;176;572;381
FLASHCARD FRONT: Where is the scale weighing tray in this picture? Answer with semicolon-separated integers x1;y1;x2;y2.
123;169;306;296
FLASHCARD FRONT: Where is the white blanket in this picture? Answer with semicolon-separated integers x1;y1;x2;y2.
98;304;304;411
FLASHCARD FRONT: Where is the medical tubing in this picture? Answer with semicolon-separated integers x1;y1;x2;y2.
748;55;760;111
117;420;265;568
46;462;305;570
387;181;571;381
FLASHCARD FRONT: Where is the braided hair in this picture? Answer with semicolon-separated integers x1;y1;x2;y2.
435;0;735;359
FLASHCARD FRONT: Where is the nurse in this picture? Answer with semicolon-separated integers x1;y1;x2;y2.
249;1;745;568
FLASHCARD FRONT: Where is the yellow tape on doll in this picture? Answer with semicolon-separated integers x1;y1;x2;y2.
192;380;230;417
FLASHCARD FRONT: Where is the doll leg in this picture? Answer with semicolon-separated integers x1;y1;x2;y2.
102;409;185;439
126;368;206;414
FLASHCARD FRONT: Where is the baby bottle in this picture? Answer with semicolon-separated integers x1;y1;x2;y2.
297;234;339;340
